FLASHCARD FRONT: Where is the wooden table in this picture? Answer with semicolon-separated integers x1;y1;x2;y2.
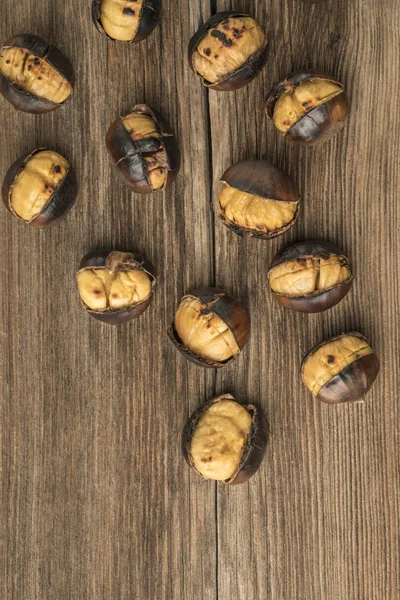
1;1;399;598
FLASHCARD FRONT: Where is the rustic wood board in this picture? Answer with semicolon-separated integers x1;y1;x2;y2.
0;0;399;599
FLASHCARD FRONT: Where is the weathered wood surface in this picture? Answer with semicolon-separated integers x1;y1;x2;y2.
1;0;399;599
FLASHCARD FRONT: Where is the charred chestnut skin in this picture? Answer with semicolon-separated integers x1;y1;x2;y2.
167;287;250;368
182;394;268;485
219;160;300;239
106;104;180;193
301;333;380;404
269;240;353;313
265;70;348;145
0;34;74;114
2;149;77;228
77;250;156;325
188;11;268;91
91;0;161;43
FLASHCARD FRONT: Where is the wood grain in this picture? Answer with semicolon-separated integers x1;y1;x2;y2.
0;0;399;599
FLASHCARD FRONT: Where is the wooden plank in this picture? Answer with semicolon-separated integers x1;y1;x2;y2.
0;1;218;599
209;1;400;599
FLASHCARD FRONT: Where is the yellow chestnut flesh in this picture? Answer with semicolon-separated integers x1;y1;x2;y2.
302;335;373;395
190;400;252;480
77;267;151;311
0;47;71;103
269;256;351;297
220;184;297;233
100;0;143;41
174;296;239;362
192;16;266;84
273;79;343;133
11;151;68;222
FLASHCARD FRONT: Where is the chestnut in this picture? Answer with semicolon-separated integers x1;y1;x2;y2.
106;104;180;193
188;11;268;91
265;70;348;145
268;240;353;312
76;250;156;325
91;0;161;43
2;149;77;228
168;287;250;368
218;160;300;239
0;34;74;114
301;333;380;404
182;393;267;485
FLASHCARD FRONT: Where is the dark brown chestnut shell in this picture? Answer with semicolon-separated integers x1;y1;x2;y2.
167;287;250;368
91;0;161;43
301;332;380;404
0;34;74;114
265;70;348;145
188;11;268;91
106;104;180;194
2;149;77;228
77;250;156;325
269;240;354;313
182;394;268;485
218;160;300;239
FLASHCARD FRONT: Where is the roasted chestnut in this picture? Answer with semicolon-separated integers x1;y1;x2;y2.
106;104;180;193
0;34;74;114
168;287;250;368
218;160;300;239
188;11;268;91
92;0;161;43
182;393;267;485
2;149;77;228
266;70;348;145
301;333;380;404
76;250;156;325
268;240;353;312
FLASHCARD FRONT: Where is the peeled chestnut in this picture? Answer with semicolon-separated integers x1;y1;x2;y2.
188;11;268;91
218;160;300;239
168;287;250;368
91;0;161;43
76;250;156;325
266;70;348;145
182;393;267;485
268;240;353;312
2;149;77;228
0;34;74;114
106;104;180;193
301;333;380;404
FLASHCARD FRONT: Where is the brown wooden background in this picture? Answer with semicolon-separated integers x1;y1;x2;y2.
1;0;399;599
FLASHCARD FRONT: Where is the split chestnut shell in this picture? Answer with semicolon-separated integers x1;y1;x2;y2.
301;332;380;404
2;149;77;228
0;34;74;114
106;104;180;194
168;287;250;368
91;0;161;43
268;240;353;312
266;70;349;145
182;393;268;485
218;160;300;239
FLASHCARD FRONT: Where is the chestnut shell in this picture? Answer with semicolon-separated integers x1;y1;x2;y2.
106;104;181;194
269;240;354;312
167;287;250;368
0;34;74;114
188;11;268;91
301;332;380;404
77;250;156;325
2;149;77;228
182;393;268;485
219;160;300;239
91;0;161;43
265;70;349;145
